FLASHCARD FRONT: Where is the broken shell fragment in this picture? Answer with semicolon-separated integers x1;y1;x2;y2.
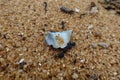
45;30;72;48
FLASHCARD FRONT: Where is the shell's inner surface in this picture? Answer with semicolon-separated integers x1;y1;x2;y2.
56;34;64;46
45;30;72;48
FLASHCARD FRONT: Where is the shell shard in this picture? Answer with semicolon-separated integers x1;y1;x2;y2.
45;30;72;48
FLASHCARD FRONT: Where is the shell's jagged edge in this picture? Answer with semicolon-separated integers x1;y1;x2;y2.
45;30;72;48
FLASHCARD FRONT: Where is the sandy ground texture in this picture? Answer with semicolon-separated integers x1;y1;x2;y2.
0;0;120;80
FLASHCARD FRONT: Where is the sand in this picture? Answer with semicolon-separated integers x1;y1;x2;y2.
0;0;120;79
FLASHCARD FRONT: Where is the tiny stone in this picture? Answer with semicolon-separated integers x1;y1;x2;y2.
91;2;96;7
19;62;26;69
19;53;23;56
61;21;65;29
104;0;112;3
88;24;93;29
19;58;25;64
80;59;85;63
59;73;63;77
47;71;50;75
113;72;118;76
75;8;80;13
91;66;94;69
112;77;119;80
22;37;26;41
90;43;97;49
72;73;79;79
93;51;97;54
0;25;3;28
60;6;74;14
63;64;65;67
0;58;4;62
73;59;77;65
3;34;10;39
39;63;42;66
6;47;10;52
111;34;115;37
90;74;99;80
94;31;102;38
98;42;109;49
117;10;120;15
104;5;115;10
0;44;4;51
90;6;99;14
18;59;26;70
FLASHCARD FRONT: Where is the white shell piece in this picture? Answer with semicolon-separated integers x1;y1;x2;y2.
45;30;72;48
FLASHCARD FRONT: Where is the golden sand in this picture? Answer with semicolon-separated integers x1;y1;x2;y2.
0;0;120;79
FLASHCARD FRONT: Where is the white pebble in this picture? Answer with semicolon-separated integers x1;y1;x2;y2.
80;59;85;63
90;6;99;14
98;42;109;49
38;63;42;66
72;73;79;79
88;24;93;29
75;8;80;13
90;43;97;49
113;72;118;76
19;58;25;64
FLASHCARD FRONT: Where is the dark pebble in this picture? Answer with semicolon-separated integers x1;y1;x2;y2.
60;6;74;14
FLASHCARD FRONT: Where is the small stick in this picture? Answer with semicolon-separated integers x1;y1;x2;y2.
43;2;47;13
61;21;65;29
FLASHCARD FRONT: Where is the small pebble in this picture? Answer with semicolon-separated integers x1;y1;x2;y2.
90;74;99;80
22;37;26;41
104;5;115;10
43;2;47;13
59;73;63;77
18;59;26;69
117;10;120;15
63;64;65;67
0;58;4;62
94;31;102;38
75;8;80;13
91;2;96;7
72;73;79;79
89;2;99;14
80;59;85;63
88;24;93;29
19;58;25;64
73;59;77;65
104;0;112;3
98;42;109;49
90;43;97;49
6;47;10;52
38;63;42;66
93;51;97;54
60;6;74;14
61;21;65;29
0;44;4;51
90;6;99;14
0;25;3;28
113;72;118;76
